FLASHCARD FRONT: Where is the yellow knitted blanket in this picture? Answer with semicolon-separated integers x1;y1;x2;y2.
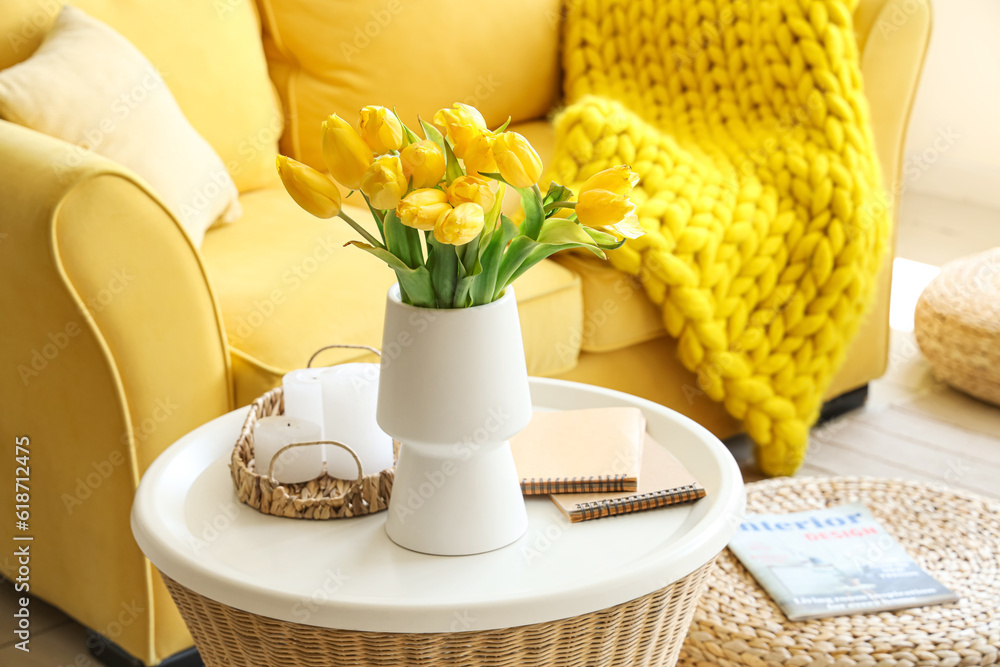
548;0;887;476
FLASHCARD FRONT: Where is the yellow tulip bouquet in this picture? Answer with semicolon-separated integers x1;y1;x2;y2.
276;103;643;308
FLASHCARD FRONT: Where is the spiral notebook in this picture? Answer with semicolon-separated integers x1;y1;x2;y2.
550;434;706;522
510;407;645;495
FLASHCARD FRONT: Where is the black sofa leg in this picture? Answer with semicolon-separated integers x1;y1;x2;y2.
818;384;869;424
87;631;203;667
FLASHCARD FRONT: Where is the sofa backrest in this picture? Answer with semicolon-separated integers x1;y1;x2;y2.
255;0;563;170
0;0;283;193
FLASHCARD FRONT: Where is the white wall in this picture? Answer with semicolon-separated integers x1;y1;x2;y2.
903;0;1000;208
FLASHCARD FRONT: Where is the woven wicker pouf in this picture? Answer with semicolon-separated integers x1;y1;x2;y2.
915;248;1000;406
678;477;1000;667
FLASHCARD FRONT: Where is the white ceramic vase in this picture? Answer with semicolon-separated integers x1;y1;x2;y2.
377;284;532;556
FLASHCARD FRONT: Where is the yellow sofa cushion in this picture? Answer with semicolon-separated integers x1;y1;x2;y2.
257;0;562;170
0;0;283;193
553;253;667;353
201;188;583;405
0;6;243;246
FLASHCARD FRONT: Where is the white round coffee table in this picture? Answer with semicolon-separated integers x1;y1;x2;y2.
132;378;745;667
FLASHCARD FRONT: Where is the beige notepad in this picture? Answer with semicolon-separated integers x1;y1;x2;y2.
510;407;645;495
550;434;706;522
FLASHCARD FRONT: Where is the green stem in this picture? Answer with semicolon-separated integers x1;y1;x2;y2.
532;184;544;203
338;209;384;248
360;195;386;244
544;200;577;214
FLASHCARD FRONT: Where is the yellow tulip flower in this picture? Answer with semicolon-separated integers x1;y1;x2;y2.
461;131;497;175
321;114;373;190
433;103;487;157
580;165;640;197
446;174;496;211
400;140;446;189
359;105;404;154
276;154;342;219
492;131;542;188
361;155;408;210
397;188;452;231
575;188;644;239
434;202;485;245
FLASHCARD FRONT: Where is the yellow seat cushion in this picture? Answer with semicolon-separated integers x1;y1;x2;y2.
258;0;561;170
201;188;583;405
0;0;283;193
555;337;742;440
552;254;668;353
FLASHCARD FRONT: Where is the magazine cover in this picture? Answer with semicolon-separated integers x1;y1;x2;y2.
729;502;959;621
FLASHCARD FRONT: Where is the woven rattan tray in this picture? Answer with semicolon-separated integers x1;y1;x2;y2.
230;386;397;519
679;476;1000;666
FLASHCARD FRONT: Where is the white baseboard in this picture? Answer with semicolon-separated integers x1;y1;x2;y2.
902;154;1000;210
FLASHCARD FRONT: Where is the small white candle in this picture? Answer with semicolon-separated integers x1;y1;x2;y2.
321;363;394;479
282;368;326;436
253;416;323;484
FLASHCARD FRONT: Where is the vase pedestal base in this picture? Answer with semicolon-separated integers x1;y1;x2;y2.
385;440;528;556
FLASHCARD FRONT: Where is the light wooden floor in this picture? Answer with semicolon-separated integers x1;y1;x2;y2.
731;328;1000;496
3;191;1000;665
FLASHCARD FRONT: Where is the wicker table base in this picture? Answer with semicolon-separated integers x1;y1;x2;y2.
679;477;1000;667
162;558;715;667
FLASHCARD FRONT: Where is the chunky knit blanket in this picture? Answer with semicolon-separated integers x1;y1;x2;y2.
548;0;887;476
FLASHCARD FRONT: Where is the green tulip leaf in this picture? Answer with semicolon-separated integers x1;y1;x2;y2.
497;241;607;299
484;181;506;230
494;235;539;291
521;184;546;240
418;117;446;152
358;192;386;240
537;217;600;247
500;214;520;246
581;225;627;249
443;140;463;185
461;231;482;276
490;217;615;299
426;235;459;308
383;210;424;269
345;241;435;307
452;274;476;308
393;107;421;148
480;176;544;240
542;182;574;208
470;218;511;305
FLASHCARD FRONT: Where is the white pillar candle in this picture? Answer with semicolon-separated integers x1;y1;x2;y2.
282;368;326;436
252;416;323;484
321;363;395;479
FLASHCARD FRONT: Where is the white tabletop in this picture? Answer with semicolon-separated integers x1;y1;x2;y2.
132;378;745;632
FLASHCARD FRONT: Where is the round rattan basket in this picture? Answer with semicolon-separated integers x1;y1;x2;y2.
161;556;716;667
678;477;1000;667
230;387;398;519
915;247;1000;406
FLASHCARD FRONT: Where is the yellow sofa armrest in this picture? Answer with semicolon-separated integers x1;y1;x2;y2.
0;121;231;664
826;0;930;396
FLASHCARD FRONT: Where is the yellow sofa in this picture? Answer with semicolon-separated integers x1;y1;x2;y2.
0;0;929;664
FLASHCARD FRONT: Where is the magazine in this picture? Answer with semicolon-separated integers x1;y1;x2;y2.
728;502;959;621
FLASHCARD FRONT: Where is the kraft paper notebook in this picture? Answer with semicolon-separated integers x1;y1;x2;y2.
550;435;706;522
509;407;645;495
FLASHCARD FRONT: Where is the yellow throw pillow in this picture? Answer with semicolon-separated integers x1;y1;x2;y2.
0;0;283;194
0;6;241;247
258;0;562;170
